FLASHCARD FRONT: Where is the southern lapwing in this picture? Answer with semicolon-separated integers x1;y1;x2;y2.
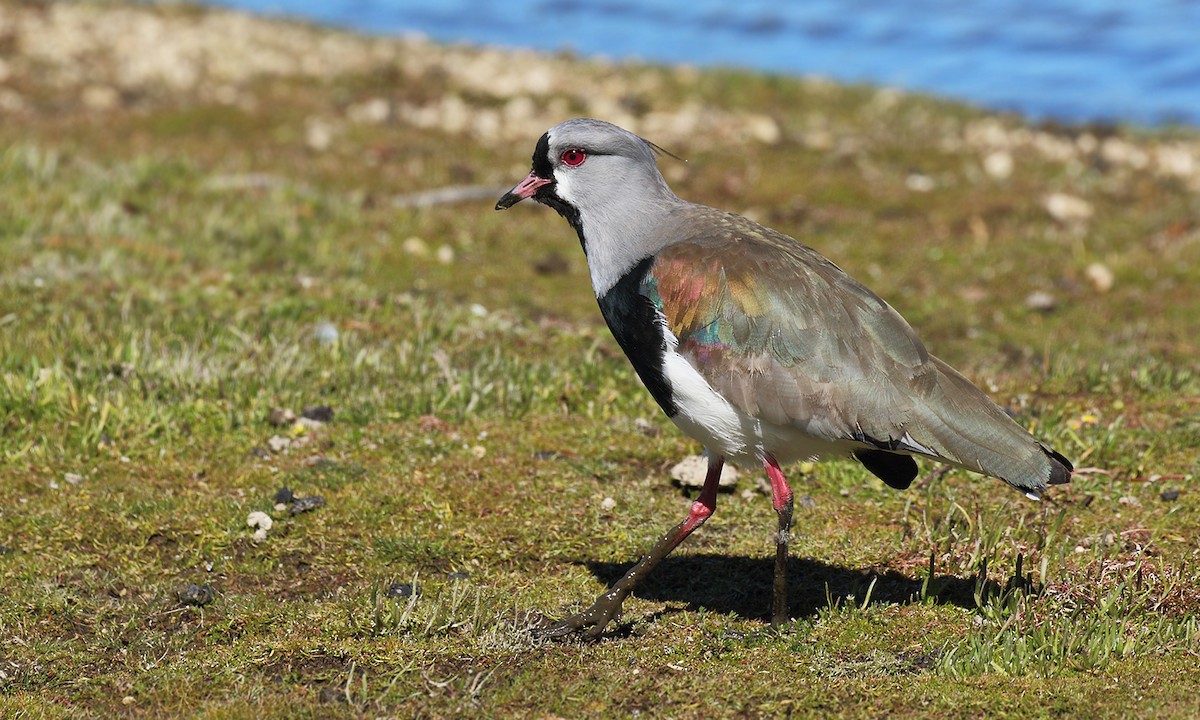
496;118;1072;639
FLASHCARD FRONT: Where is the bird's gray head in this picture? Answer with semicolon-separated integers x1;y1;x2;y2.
496;118;681;295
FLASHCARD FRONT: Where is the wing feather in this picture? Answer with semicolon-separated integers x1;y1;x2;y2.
643;206;1067;491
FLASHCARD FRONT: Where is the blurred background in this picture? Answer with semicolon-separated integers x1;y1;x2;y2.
207;0;1200;127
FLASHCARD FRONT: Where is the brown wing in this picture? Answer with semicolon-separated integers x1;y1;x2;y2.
646;206;1068;492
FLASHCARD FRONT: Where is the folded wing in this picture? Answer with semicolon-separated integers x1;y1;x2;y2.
645;208;1071;494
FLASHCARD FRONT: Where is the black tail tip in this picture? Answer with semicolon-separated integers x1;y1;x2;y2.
854;450;918;490
1045;447;1074;485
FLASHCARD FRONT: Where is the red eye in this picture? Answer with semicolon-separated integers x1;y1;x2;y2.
560;148;587;167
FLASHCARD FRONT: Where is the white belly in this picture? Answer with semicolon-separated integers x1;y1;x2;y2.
660;347;847;468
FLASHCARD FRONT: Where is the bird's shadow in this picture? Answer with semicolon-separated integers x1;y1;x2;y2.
576;554;991;621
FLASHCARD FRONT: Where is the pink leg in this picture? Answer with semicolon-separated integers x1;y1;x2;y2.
542;454;724;640
678;460;721;537
764;454;794;625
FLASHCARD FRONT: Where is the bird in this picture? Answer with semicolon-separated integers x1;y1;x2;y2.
495;117;1072;640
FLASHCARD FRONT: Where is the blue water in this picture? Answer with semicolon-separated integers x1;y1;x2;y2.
206;0;1200;127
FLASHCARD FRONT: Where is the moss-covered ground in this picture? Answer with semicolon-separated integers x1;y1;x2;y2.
2;2;1199;717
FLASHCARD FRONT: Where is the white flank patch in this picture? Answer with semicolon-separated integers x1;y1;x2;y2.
661;348;748;457
658;324;840;468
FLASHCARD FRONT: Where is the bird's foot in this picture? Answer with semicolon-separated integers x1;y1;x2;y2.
536;594;624;641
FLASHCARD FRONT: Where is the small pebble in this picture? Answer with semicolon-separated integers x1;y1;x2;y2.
178;583;215;607
1160;488;1181;502
1085;262;1114;293
599;496;617;512
983;150;1014;180
313;322;339;345
291;495;327;515
798;495;817;509
274;486;296;504
387;582;419;598
1043;192;1094;223
1024;290;1057;312
252;527;268;544
305;118;333;151
267;435;291;453
301;405;335;422
402;237;429;256
670;454;740;489
347;97;390;124
446;571;470;581
905;173;935;192
296;417;325;431
267;408;297;427
64;472;84;486
246;511;273;531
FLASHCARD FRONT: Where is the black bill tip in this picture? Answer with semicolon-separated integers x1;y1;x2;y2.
495;191;522;211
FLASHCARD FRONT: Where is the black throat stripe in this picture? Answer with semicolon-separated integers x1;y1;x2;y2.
529;131;586;253
596;257;678;418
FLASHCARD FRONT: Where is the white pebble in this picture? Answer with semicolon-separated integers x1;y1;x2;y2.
1101;137;1149;169
347;97;390;124
267;435;292;453
1025;291;1057;312
1156;144;1196;179
983;151;1013;180
599;496;617;512
744;114;781;145
313;322;339;345
305;118;334;151
905;173;935;192
82;85;120;111
1043;192;1093;223
402;236;429;257
670;455;740;489
247;511;273;530
1085;262;1114;292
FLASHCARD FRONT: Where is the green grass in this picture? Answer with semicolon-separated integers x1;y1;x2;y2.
2;2;1200;717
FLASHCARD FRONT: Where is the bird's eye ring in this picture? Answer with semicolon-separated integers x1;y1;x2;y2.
560;148;587;167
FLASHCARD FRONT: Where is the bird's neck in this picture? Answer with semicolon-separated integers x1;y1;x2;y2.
575;194;685;297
